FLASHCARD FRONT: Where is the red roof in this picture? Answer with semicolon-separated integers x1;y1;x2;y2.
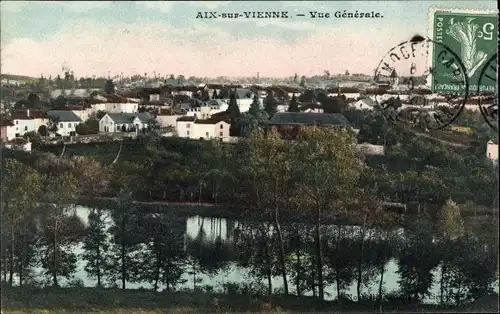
0;119;14;127
11;109;47;119
177;116;196;122
194;116;230;124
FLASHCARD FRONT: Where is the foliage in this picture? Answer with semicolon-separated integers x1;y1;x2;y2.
263;91;278;117
75;118;100;135
287;95;299;112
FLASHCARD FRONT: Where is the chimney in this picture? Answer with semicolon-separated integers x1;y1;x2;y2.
27;109;30;117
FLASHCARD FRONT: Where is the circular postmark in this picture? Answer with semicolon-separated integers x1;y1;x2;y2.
373;37;469;131
477;53;497;131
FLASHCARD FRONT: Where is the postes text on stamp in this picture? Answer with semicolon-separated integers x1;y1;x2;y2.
429;8;498;94
374;38;469;131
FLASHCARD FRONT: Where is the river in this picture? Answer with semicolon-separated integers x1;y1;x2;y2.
19;205;499;304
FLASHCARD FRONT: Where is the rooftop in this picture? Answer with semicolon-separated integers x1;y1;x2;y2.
47;110;83;122
269;112;351;126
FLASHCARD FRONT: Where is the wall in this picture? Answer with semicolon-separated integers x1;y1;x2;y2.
57;121;80;136
487;142;498;161
176;121;192;138
156;115;181;128
13;119;36;137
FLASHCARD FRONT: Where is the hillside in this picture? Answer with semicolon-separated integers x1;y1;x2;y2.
1;73;38;82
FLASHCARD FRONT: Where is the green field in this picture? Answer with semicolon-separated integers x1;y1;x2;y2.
3;287;496;313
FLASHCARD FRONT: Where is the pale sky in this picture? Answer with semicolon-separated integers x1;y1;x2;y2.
0;1;496;78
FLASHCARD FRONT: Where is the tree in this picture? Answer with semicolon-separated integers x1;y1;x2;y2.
104;79;115;95
201;89;210;101
227;91;241;136
177;75;185;85
48;116;60;134
243;130;296;294
27;93;41;108
292;127;362;300
288;94;300;112
299;76;306;87
263;91;278;117
294;73;298;83
39;172;82;287
437;199;464;240
96;110;107;120
38;125;48;136
212;90;218;99
1;159;42;286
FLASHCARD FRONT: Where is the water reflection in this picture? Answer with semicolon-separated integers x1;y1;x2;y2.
5;205;498;305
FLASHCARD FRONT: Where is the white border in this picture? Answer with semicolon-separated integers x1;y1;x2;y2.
426;7;498;92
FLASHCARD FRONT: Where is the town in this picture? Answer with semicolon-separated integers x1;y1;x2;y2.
1;72;497;162
1;1;498;313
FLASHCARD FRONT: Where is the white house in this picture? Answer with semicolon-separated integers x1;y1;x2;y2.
10;110;37;137
156;109;182;129
47;110;83;136
486;140;498;162
176;116;231;141
99;112;153;133
350;98;377;110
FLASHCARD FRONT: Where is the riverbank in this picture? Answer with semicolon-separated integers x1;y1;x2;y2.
3;287;495;313
78;197;498;230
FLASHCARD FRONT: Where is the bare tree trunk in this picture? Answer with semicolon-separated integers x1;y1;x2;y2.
295;230;301;297
356;214;367;302
315;207;324;300
274;207;289;295
378;264;385;312
9;221;15;287
52;222;58;287
265;226;272;295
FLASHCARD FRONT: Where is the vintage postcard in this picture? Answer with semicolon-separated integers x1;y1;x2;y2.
0;1;498;313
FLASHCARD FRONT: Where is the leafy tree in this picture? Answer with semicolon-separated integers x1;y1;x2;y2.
105;190;143;289
243;130;297;294
227;92;241;136
96;110;107;120
263;91;278;117
288;94;299;112
82;209;109;288
48;116;60;134
201;89;210;101
0;159;42;286
27;93;41;108
299;76;306;87
38;125;48;136
292;127;362;300
104;79;115;95
437;199;464;240
39;172;82;287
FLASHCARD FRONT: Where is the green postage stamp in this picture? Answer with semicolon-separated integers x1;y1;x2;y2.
429;8;498;94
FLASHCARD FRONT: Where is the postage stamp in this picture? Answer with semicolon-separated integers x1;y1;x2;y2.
374;37;469;130
428;8;498;94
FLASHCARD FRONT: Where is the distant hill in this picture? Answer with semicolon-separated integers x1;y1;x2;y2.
1;73;37;82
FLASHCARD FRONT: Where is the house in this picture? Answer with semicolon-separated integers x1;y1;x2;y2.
47;110;83;136
9;109;38;137
90;94;139;114
156;108;182;129
268;112;351;140
99;112;153;133
4;137;32;152
52;105;92;122
350;98;376;110
176;116;231;141
486;140;498;162
0;119;16;141
176;116;196;138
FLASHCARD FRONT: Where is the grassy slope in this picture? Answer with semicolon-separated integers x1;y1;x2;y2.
2;287;491;313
